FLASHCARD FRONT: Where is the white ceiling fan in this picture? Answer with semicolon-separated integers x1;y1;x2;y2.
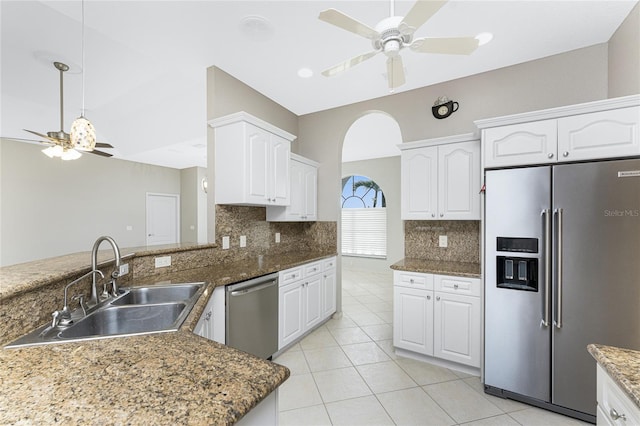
318;0;480;89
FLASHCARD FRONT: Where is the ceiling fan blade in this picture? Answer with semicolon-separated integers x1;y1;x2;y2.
400;1;447;34
87;149;113;158
386;56;406;89
23;129;57;143
321;50;380;77
319;9;379;40
95;142;114;149
411;37;479;55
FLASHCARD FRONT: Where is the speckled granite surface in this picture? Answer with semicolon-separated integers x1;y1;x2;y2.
0;332;289;425
404;220;480;263
588;344;640;410
1;250;337;424
390;257;481;278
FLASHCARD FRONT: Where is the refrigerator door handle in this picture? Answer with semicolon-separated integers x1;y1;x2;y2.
542;208;551;327
554;208;563;329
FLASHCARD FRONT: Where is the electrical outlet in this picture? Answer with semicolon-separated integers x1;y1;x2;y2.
155;256;171;268
275;232;281;243
439;235;448;248
240;235;247;248
126;225;133;231
222;236;230;250
119;263;129;276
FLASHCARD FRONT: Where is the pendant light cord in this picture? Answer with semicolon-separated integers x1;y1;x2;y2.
81;0;86;117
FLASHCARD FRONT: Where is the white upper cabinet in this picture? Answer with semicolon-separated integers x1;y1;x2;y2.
267;154;318;222
477;96;640;168
400;134;480;220
209;112;296;206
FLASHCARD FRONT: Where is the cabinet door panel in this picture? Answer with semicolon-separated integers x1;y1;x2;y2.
303;164;318;220
438;141;480;220
434;292;480;367
304;276;323;330
402;147;438;219
271;135;290;205
558;106;640;162
247;126;270;203
279;282;304;349
322;270;336;319
393;286;433;355
484;120;557;168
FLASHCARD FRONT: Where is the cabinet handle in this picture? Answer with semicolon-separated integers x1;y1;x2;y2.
427;295;431;300
548;153;554;159
205;311;212;321
431;213;435;218
610;408;626;421
440;213;444;218
563;151;569;157
436;296;441;301
453;284;459;289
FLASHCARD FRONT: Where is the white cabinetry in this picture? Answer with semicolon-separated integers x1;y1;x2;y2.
209;112;296;206
596;364;640;425
278;257;337;350
433;275;481;368
267;154;318;222
393;270;481;369
399;134;480;220
478;98;640;168
194;286;225;344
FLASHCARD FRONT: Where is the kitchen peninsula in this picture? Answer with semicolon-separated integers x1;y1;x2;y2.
0;243;336;424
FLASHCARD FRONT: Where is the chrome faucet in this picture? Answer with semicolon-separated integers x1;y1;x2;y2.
89;236;122;305
52;269;104;327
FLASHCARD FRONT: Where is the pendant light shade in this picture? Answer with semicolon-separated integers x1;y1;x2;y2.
71;115;96;151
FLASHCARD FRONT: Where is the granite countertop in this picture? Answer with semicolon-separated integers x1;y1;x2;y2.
0;332;288;425
390;257;481;278
588;344;640;409
0;250;337;424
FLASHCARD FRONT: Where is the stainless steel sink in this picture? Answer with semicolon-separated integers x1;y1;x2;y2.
111;283;202;305
59;303;187;338
5;282;206;348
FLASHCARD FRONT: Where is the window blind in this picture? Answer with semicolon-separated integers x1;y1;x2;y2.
341;208;387;258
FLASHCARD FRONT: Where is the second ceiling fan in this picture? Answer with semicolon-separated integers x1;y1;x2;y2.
319;0;480;89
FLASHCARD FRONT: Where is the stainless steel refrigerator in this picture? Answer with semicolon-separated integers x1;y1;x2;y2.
484;158;640;423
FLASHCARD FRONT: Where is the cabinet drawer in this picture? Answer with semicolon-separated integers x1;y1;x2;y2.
597;364;640;425
279;267;303;286
323;257;337;271
304;261;322;277
394;271;433;290
435;275;480;297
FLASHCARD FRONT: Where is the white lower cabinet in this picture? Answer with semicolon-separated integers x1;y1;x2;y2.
393;270;481;369
278;257;337;350
596;364;640;426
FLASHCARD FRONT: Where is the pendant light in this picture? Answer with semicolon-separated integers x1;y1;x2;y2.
70;0;97;152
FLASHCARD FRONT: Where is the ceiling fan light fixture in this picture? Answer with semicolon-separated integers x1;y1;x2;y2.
70;115;96;151
42;145;64;158
61;148;82;161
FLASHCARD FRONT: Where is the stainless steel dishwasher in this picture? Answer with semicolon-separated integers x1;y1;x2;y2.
225;272;278;359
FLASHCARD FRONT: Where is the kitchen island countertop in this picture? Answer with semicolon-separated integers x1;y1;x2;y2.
588;343;640;410
1;250;337;424
390;257;481;278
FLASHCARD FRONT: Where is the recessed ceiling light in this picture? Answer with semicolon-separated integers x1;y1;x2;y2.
475;32;493;46
297;68;314;78
239;15;274;42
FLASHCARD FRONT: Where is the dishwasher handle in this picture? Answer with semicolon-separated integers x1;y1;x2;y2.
229;279;277;297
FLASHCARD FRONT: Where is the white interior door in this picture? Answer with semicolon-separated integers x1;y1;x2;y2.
146;193;179;246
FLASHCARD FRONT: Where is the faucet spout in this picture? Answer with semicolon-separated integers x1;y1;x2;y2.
89;236;122;305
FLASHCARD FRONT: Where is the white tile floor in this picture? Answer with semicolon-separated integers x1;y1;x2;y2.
274;268;591;426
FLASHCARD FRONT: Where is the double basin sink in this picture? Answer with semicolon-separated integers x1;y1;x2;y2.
6;282;206;348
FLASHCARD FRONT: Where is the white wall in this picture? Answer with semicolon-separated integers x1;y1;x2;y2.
180;166;208;244
608;2;640;97
0;139;181;266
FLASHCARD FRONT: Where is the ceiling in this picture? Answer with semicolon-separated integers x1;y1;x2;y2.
1;1;637;169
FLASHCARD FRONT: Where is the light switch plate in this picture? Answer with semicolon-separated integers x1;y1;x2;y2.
240;235;247;248
275;232;281;243
439;235;448;248
222;236;230;250
155;256;171;268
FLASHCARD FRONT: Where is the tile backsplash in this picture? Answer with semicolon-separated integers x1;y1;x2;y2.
404;220;480;263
